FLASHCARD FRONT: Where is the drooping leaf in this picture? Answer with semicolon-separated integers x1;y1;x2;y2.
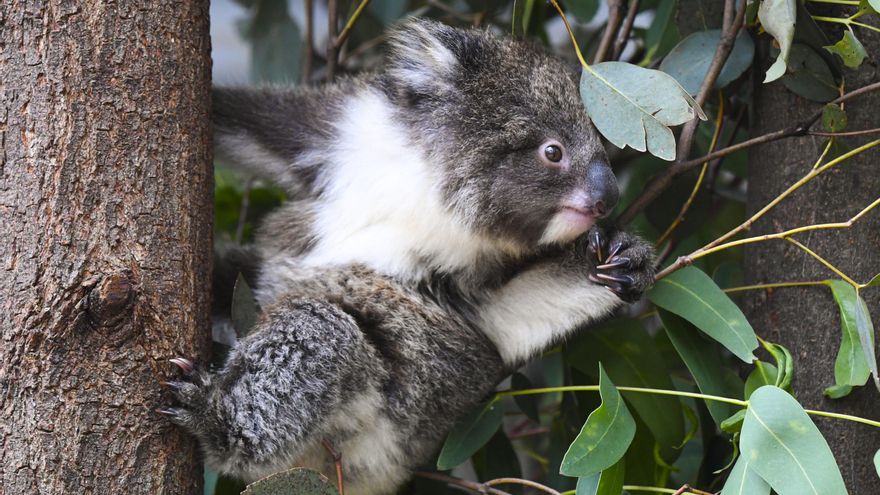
243;467;338;495
825;30;867;69
741;386;847;495
759;0;797;82
648;266;759;362
825;280;872;396
511;373;540;422
566;320;685;460
472;430;522;492
781;44;839;102
560;364;636;477
854;294;880;391
231;273;258;338
761;340;794;390
660;30;755;95
745;361;779;399
576;458;625;495
721;455;772;495
437;399;502;470
822;104;847;133
579;63;706;161
659;310;742;425
720;409;746;434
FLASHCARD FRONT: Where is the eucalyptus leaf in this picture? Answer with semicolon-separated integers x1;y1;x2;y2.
659;310;741;425
759;0;797;82
868;273;880;287
242;0;302;84
761;341;794;390
566;0;599;23
243;467;338;495
560;364;636;477
825;280;872;395
231;273;258;337
825;30;867;69
721;455;771;495
660;30;755;95
745;361;779;399
874;448;880;478
854;294;880;391
580;63;705;161
720;409;746;434
437;399;502;470
822;104;847;133
741;386;847;495
866;0;880;13
648;266;758;363
781;44;839;102
511;372;540;422
576;458;625;495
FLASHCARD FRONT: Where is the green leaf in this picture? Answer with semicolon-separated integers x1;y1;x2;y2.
867;273;880;287
865;0;880;13
566;0;599;23
721;455;771;495
659;310;741;425
648;266;758;362
720;409;746;434
643;0;680;64
510;373;540;422
761;341;794;390
855;293;880;391
822;104;848;133
576;458;625;495
781;44;839;102
580;63;706;161
759;0;797;82
825;30;867;69
874;448;880;479
242;0;302;84
741;386;847;495
560;364;636;477
745;361;779;399
472;430;522;489
243;468;338;495
566;320;685;459
824;384;853;399
660;30;755;95
825;280;877;393
231;274;258;337
436;399;502;470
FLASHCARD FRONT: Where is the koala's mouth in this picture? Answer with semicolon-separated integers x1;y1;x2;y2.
539;206;597;245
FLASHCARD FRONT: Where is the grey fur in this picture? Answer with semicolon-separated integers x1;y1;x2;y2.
168;19;654;495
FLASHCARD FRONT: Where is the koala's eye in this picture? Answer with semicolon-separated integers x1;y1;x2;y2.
544;145;563;162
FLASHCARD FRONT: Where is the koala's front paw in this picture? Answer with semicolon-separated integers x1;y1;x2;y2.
157;358;217;436
586;227;655;303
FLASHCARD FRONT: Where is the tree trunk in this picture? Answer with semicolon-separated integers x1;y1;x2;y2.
744;14;880;494
0;2;212;493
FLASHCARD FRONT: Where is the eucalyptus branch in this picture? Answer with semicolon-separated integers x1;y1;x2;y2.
616;80;880;226
326;0;371;80
657;93;725;246
655;140;880;280
810;127;880;137
724;281;827;293
612;0;641;60
484;478;562;495
549;0;588;67
335;0;372;49
594;0;627;63
785;237;861;288
301;0;314;83
415;471;512;495
562;486;708;495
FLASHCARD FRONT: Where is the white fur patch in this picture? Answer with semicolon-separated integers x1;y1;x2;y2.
301;89;517;280
478;268;621;365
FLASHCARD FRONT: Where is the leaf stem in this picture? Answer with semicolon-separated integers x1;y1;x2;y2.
784;237;861;288
334;0;372;49
806;0;859;4
548;0;589;67
724;281;827;293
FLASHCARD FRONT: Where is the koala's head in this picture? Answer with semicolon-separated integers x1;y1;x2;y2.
383;19;618;249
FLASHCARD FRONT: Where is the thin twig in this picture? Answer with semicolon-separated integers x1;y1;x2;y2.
809;127;880;137
617;80;880;226
301;0;314;83
321;438;345;495
326;0;339;80
415;472;512;495
785;237;861;288
594;0;626;63
612;0;640;60
334;0;372;49
485;478;562;495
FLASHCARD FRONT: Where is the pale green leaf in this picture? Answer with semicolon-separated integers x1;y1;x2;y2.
745;361;779;399
720;409;746;434
761;340;794;390
576;459;625;495
437;399;502;470
648;266;758;362
243;467;338;495
867;273;880;287
759;0;797;82
560;364;636;477
659;310;741;425
855;295;880;391
721;455;771;495
825;280;872;395
580;63;706;161
741;386;847;495
874;448;880;479
660;30;755;95
825;30;867;69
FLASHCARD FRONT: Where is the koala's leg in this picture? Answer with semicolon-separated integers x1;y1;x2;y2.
477;225;655;366
162;297;382;480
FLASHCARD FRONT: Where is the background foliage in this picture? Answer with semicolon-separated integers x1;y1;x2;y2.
209;1;880;494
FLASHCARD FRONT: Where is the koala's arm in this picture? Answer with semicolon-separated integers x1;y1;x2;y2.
477;226;655;366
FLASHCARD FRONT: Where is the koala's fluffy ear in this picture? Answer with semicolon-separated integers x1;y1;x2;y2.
386;19;482;97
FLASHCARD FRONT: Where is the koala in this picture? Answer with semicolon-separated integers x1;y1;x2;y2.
161;18;654;495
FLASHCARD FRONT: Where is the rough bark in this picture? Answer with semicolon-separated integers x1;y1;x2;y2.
0;2;212;494
744;13;880;494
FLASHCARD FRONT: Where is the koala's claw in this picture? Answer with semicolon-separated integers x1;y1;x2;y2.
587;227;655;303
169;357;195;375
156;407;182;417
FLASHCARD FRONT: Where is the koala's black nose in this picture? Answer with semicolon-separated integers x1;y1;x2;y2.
585;160;619;218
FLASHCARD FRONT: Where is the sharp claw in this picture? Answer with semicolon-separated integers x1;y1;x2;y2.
596;259;628;270
156;407;180;417
589;230;604;261
161;381;183;391
595;273;633;285
605;240;624;262
588;273;603;284
170;358;194;374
